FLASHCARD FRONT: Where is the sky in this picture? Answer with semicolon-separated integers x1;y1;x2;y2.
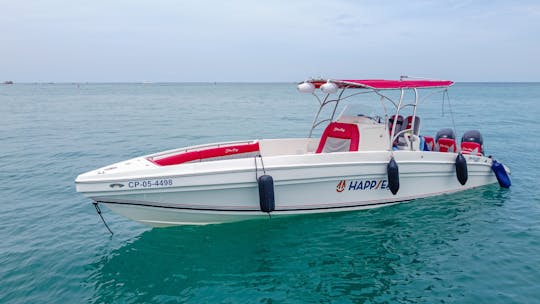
1;0;539;82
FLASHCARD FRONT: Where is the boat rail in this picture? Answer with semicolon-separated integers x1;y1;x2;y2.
299;77;453;151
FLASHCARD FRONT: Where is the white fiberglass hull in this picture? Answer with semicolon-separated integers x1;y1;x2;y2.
76;142;499;227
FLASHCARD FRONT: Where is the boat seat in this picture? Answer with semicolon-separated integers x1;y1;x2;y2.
405;116;421;135
437;138;457;153
388;115;404;135
423;136;435;151
316;122;360;153
461;142;482;155
151;142;260;166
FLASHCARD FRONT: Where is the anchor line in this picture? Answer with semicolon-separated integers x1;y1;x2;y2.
93;201;114;235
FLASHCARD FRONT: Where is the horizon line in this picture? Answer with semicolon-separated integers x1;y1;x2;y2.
3;81;540;84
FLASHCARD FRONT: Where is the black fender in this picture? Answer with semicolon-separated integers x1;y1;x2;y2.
387;157;399;195
258;175;275;212
455;153;468;185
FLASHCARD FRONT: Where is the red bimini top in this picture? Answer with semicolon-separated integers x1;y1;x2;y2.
309;79;454;90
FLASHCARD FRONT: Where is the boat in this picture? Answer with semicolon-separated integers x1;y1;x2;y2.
75;77;511;227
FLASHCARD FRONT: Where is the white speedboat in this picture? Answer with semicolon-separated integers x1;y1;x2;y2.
75;78;511;227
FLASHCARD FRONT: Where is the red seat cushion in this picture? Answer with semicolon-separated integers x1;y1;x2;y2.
461;142;482;155
152;151;201;166
437;138;456;153
151;142;260;166
424;136;435;151
316;122;360;153
200;143;260;160
405;116;421;135
405;116;417;129
388;115;403;135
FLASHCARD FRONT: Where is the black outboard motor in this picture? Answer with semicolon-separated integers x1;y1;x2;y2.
435;128;455;141
461;130;483;146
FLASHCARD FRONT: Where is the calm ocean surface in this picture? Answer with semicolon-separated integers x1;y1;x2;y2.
1;82;539;303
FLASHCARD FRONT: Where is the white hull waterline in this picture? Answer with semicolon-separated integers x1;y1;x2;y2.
76;78;511;227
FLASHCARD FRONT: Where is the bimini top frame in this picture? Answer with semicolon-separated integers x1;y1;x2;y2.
298;77;454;149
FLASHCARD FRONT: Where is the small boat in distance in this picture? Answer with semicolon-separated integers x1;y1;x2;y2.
75;77;511;227
3;80;13;84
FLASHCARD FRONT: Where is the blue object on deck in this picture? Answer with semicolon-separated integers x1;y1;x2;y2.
420;136;429;151
492;160;511;188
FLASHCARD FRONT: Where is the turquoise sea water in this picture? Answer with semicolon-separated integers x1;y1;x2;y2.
1;83;539;303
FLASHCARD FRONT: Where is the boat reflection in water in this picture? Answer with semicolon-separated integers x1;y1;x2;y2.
87;189;505;302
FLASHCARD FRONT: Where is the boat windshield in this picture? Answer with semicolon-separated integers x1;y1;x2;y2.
336;103;384;124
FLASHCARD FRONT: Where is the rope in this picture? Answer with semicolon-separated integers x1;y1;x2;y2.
254;156;258;180
260;155;266;175
254;153;266;180
444;90;458;139
93;202;114;235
